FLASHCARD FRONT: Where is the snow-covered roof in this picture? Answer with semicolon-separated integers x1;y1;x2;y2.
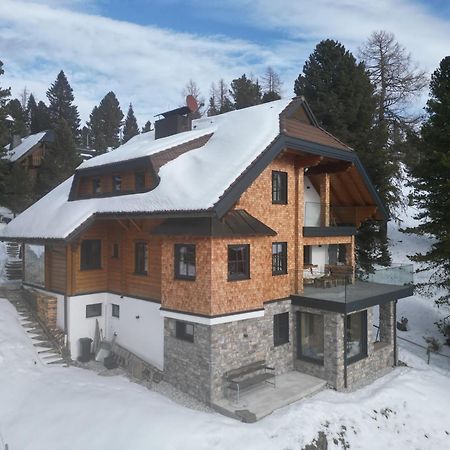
1;99;293;240
5;131;48;162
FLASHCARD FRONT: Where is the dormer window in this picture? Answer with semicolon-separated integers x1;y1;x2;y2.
92;177;101;195
112;175;122;192
135;172;145;192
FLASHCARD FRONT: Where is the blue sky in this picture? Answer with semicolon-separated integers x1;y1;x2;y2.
0;0;449;126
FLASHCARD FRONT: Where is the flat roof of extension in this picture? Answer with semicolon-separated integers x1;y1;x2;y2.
291;281;414;313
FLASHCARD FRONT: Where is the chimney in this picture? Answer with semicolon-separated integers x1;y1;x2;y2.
154;95;198;140
9;134;22;151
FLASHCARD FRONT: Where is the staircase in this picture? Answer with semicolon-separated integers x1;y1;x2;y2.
4;242;23;281
7;289;68;367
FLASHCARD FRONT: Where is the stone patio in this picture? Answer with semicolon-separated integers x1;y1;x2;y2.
213;371;327;422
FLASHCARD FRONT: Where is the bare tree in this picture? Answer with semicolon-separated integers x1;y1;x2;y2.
359;30;427;125
182;79;205;118
261;66;282;96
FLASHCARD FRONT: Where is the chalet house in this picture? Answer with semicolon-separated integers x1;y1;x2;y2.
4;130;54;179
0;98;413;406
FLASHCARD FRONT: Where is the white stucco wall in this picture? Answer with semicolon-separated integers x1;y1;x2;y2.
304;176;321;226
106;294;164;370
311;245;328;274
66;293;164;370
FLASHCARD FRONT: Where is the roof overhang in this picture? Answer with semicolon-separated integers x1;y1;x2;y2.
213;134;389;221
291;281;414;314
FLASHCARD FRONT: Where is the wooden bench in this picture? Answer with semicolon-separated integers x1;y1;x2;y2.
225;360;275;402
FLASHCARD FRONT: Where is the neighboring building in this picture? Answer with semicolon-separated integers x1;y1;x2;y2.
4;130;54;179
0;97;413;405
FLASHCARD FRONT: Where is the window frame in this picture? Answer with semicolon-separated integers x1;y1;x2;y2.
80;239;102;271
175;321;194;343
303;245;312;266
227;244;250;281
92;177;101;195
112;175;122;192
272;170;288;205
345;310;368;364
111;303;120;318
174;244;196;281
134;241;148;276
273;312;290;346
272;242;288;275
135;171;146;192
86;303;102;318
296;311;325;365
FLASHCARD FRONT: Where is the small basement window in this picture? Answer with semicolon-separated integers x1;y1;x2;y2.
134;241;148;275
112;304;120;318
174;244;196;280
135;172;146;192
272;242;287;275
80;239;101;270
112;175;122;192
86;303;102;318
274;312;289;346
228;244;250;281
272;171;288;204
176;321;194;342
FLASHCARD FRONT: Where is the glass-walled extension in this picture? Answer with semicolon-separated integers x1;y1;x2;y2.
23;244;45;287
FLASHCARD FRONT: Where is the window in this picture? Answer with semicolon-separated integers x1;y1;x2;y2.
272;171;288;204
86;303;102;318
92;177;101;194
297;312;324;364
134;242;148;275
80;239;101;270
346;311;367;363
176;321;194;342
174;244;196;280
338;244;347;264
111;243;119;259
272;242;287;275
228;244;250;280
274;312;289;346
112;175;122;192
112;304;120;318
135;172;146;192
303;245;312;266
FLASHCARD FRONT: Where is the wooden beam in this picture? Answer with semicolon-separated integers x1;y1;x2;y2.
116;219;128;230
333;172;366;205
129;219;142;232
296;155;323;168
306;161;353;176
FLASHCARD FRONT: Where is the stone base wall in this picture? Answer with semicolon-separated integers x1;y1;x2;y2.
163;318;212;403
210;299;293;402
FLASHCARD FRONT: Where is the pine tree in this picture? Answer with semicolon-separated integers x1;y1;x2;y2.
294;39;394;271
26;94;37;132
88;92;123;154
36;117;81;196
123;103;139;143
32;101;51;133
207;83;219;117
6;99;28;137
261;67;282;103
2;163;34;214
46;70;80;137
0;60;12;207
217;79;234;114
230;74;262;109
141;120;152;133
406;56;450;307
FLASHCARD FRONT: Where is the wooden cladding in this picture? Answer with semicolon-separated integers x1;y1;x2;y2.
45;244;66;293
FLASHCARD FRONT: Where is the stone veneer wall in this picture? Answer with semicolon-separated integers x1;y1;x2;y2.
163;299;294;404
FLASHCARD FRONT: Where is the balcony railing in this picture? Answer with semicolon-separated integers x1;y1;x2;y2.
362;264;414;286
304;202;375;227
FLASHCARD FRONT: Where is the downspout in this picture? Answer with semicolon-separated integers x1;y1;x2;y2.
393;300;398;366
343;281;348;389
